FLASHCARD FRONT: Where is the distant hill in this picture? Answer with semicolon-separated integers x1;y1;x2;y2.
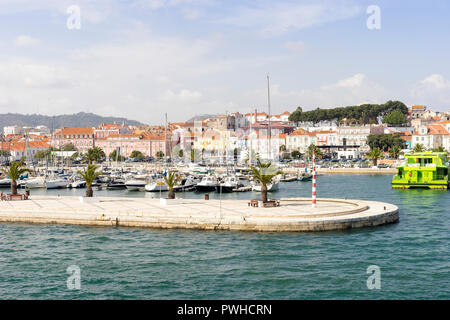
0;112;144;131
186;114;218;122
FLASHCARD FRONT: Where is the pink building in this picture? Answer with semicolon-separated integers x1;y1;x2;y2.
96;133;170;158
53;127;95;154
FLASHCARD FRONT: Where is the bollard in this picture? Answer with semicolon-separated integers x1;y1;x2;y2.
205;194;209;200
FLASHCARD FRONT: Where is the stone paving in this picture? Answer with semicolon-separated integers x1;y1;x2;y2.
0;196;399;232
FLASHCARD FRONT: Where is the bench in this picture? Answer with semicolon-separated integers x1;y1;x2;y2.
248;199;280;208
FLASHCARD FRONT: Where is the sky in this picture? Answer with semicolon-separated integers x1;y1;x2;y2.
0;0;449;124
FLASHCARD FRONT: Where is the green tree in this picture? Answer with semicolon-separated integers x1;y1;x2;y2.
367;134;406;152
432;146;445;153
383;109;407;125
156;151;165;159
163;171;179;199
3;159;31;195
413;143;426;153
71;152;79;160
0;150;10;157
109;149;125;161
190;149;201;162
388;145;401;159
34;150;51;160
77;163;103;197
366;148;384;166
63;143;77;151
307;144;323;160
249;159;283;203
86;147;105;163
130;150;144;159
291;150;302;159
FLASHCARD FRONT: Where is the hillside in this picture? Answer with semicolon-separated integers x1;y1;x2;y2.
0;112;144;131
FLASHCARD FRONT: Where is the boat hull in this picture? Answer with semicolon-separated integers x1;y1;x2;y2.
216;185;235;193
195;185;217;192
392;181;448;190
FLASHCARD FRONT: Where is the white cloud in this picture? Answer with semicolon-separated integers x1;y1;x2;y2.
283;41;305;53
221;1;362;36
14;35;40;47
411;74;450;107
247;74;389;111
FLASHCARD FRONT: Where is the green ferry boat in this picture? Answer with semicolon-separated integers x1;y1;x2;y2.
392;152;449;189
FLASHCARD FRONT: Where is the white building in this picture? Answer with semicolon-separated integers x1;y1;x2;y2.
286;129;316;153
412;125;448;150
3;125;22;136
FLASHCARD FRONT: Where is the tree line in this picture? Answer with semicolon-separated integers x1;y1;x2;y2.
289;100;409;125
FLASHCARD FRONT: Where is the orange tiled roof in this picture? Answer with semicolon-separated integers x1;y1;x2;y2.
244;112;268;116
1;141;50;151
412;105;425;110
57;127;94;135
288;128;308;136
428;125;449;135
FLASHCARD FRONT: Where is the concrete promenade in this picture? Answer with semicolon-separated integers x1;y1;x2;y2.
0;196;399;232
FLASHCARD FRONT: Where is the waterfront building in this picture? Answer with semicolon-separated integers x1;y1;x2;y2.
1;141;50;161
94;123;121;139
53;127;95;154
96;132;169;158
412;124;448;150
286;128;316;153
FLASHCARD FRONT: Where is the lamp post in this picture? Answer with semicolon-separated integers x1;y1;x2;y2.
312;148;317;208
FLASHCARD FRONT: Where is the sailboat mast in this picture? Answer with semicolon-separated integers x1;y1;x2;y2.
267;75;272;160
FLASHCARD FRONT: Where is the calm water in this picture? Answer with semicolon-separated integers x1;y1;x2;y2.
0;174;448;299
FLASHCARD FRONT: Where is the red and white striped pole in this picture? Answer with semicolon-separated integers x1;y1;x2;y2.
312;148;317;208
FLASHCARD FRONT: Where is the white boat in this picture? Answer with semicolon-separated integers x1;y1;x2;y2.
195;175;218;192
45;178;69;189
145;179;168;192
216;176;249;193
70;180;86;188
0;178;12;188
125;178;147;191
173;175;199;192
251;175;280;192
24;177;46;189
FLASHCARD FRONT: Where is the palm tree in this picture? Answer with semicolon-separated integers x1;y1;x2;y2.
249;159;283;203
163;171;178;199
307;144;323;160
388;145;401;159
85;147;105;163
366;148;384;166
413;143;426;153
4;159;31;195
77;163;103;197
432;146;445;153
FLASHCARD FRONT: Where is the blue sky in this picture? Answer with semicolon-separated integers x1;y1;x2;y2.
0;0;449;124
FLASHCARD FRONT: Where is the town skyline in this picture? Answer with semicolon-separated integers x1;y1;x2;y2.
0;0;449;124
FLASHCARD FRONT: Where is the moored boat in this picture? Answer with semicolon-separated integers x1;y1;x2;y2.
392;152;449;189
195;175;218;192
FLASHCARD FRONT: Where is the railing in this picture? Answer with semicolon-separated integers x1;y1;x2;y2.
392;175;447;181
